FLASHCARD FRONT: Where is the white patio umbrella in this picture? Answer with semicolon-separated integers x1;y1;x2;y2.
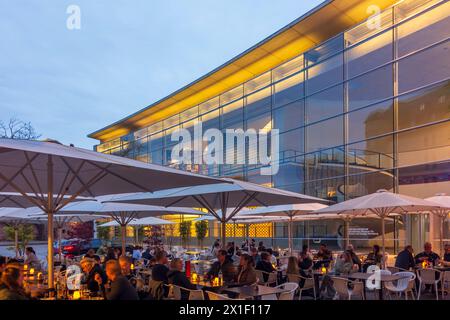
0;138;223;288
99;216;175;227
313;189;442;264
106;177;328;247
237;203;328;253
425;193;450;255
50;200;204;254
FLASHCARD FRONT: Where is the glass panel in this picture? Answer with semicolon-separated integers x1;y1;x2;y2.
163;115;179;129
395;0;443;23
180;106;198;121
273;156;305;193
199;96;219;114
397;121;450;167
306;53;343;95
398;80;450;130
397;1;450;57
273;72;304;108
244;71;271;95
305;35;343;66
149;131;164;150
148;121;163;135
273;100;304;133
305;147;345;181
345;8;393;46
247;168;272;187
279;127;304;158
347;135;394;171
221;86;243;106
398;41;450;94
201;109;220;130
306;116;344;152
348;99;394;143
245;87;271;119
306;84;343;124
348;64;393;111
347;170;394;198
346;30;393;79
304;177;345;202
149;148;163;165
273;55;304;81
222;99;243;130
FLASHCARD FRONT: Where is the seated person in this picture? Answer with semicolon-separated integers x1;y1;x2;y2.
206;249;236;284
257;241;266;252
235;254;257;286
249;247;261;265
442;244;450;267
363;245;383;272
346;244;362;271
266;248;277;265
415;242;440;266
167;258;197;300
313;243;332;269
141;247;153;264
84;249;100;261
333;251;357;275
81;257;107;294
395;245;415;270
151;251;169;284
299;249;313;271
287;256;311;289
95;260;138;300
24;247;40;269
255;252;276;282
0;261;29;300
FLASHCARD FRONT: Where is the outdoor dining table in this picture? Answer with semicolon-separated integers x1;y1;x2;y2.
223;285;289;300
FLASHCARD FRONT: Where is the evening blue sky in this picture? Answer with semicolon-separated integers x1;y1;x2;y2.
0;0;323;149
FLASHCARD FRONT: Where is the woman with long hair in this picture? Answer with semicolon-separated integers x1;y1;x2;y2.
236;254;257;285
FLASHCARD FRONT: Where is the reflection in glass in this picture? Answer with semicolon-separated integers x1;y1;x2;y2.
348;99;393;143
347;135;394;171
273;72;304;108
273;100;304;133
398;80;450;130
306;54;343;95
306;116;344;152
348;65;393;111
306;84;343;123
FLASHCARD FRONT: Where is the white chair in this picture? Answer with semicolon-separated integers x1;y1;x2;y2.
287;273;316;300
172;284;205;300
385;272;416;300
278;282;299;300
255;270;277;286
207;291;234;300
331;277;365;300
416;268;441;300
441;271;450;300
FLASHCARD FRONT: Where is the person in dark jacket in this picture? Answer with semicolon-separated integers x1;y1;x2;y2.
81;257;107;294
152;250;169;283
167;258;197;300
362;245;383;272
206;249;236;284
142;247;153;264
415;242;440;266
442;244;450;266
313;243;332;269
0;256;6;279
395;245;415;270
255;252;276;282
95;260;138;300
0;261;29;300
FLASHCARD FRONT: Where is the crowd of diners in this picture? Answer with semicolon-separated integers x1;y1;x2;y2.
0;240;448;300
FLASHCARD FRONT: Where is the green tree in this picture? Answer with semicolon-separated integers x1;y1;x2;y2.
3;224;36;255
195;220;208;249
179;221;192;248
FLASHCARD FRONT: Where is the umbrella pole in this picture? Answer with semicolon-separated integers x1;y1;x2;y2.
14;227;19;258
58;227;62;263
288;216;293;255
381;216;386;269
47;155;55;290
121;225;126;257
441;216;445;257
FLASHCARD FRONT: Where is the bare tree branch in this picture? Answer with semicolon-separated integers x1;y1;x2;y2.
0;117;41;140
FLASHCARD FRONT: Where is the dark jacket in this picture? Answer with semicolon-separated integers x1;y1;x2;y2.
255;260;275;282
104;276;139;300
0;284;28;300
444;253;450;262
236;266;257;285
167;270;197;300
395;249;415;270
152;264;169;283
207;258;236;283
84;264;107;293
414;251;440;266
348;251;362;270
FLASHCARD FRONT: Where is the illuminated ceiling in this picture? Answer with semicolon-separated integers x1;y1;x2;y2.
89;0;397;142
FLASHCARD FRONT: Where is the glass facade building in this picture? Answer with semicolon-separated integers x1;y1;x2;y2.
91;0;450;253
